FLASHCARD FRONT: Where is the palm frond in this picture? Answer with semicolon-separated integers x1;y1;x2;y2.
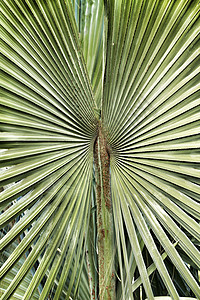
103;0;200;298
1;0;200;299
1;0;96;299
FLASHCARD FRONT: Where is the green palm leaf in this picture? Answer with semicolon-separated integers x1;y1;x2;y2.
1;0;199;299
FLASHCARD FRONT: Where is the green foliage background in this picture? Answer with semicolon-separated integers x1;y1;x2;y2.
0;0;200;299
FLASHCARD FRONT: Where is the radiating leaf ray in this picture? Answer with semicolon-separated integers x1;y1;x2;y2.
103;0;199;145
23;169;91;300
1;155;93;299
111;170;155;299
112;163;200;297
73;0;104;107
102;0;199;298
112;165;177;298
1;1;96;299
112;183;133;300
1;0;97;128
1;0;199;298
0;242;41;300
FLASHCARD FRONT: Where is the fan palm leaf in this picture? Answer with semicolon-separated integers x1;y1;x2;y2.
1;0;200;299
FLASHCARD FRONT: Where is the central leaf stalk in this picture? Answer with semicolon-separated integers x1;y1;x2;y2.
94;122;115;300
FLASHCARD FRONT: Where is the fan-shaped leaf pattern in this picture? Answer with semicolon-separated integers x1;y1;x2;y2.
1;0;200;299
1;0;96;299
102;0;200;298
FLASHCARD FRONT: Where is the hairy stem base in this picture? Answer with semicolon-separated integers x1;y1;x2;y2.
94;123;115;300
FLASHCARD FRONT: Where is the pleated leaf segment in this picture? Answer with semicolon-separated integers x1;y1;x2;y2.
0;0;200;299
